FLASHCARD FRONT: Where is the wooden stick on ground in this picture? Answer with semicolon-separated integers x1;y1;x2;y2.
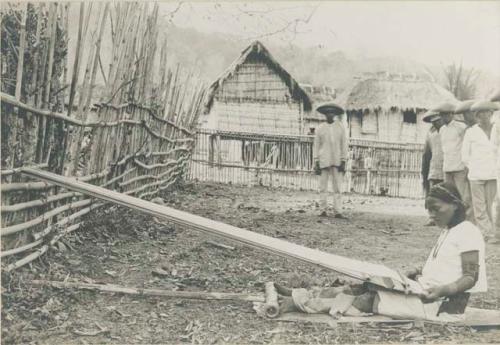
31;280;265;303
205;240;235;251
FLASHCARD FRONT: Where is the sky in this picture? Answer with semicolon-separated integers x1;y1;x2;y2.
158;1;500;77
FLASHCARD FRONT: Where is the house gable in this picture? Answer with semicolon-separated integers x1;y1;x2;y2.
214;53;295;105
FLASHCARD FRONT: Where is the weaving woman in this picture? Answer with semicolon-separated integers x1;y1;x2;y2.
277;182;487;321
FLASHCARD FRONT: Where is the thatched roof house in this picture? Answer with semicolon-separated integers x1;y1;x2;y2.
201;41;312;135
345;74;456;143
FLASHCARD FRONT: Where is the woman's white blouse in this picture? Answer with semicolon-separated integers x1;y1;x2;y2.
418;221;487;293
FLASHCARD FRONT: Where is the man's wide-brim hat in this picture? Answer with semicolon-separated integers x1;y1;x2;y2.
316;102;345;115
431;102;457;114
422;110;441;123
490;89;500;103
454;100;475;114
471;100;500;112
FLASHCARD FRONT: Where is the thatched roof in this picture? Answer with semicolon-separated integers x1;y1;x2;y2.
345;78;457;111
204;41;312;113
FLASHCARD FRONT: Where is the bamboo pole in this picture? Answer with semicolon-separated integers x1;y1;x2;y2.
1;167;109;193
72;3;109;175
14;2;28;100
30;280;265;303
1;198;92;236
4;222;81;272
1;191;81;213
101;167;137;187
138;176;179;199
61;3;70;102
1;239;43;258
42;2;58;108
150;147;190;157
67;3;86;118
34;3;57;164
123;171;181;196
1;181;53;193
29;3;43;105
132;157;185;171
0;93;154;128
119;162;183;188
1;163;49;177
3;200;105;268
31;203;97;241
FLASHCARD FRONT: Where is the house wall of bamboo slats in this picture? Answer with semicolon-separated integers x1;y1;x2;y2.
345;76;457;144
201;41;312;135
1;2;205;272
189;129;424;199
348;108;431;144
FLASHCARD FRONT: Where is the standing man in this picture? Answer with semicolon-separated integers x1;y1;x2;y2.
433;102;473;220
465;100;500;243
421;110;444;191
314;102;348;219
421;110;444;225
490;90;500;244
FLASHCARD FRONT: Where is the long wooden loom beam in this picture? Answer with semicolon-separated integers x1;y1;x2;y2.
21;168;422;295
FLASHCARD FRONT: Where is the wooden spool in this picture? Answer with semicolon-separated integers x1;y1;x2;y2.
264;282;279;318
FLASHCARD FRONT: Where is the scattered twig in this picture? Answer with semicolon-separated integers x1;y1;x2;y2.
205;240;235;251
72;323;109;337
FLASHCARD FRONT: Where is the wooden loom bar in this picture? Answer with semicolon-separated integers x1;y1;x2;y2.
21;168;423;295
30;280;266;303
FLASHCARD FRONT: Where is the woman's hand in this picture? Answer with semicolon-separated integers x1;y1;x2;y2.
421;285;447;301
404;266;421;280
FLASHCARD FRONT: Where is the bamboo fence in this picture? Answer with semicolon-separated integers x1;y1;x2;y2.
1;3;205;271
189;129;424;198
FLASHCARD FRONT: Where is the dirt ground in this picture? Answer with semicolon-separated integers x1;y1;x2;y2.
2;181;500;344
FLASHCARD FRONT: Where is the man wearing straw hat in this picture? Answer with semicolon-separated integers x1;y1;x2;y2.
433;102;473;221
462;100;499;242
314;102;348;219
488;90;500;244
422;111;444;193
421;110;444;225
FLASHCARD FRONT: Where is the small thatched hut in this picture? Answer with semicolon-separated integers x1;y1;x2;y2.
201;41;312;135
345;74;457;143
